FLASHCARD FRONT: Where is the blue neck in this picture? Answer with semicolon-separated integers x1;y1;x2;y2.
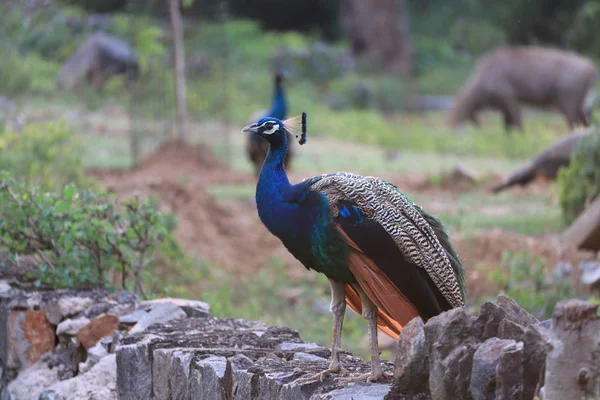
257;139;290;200
269;82;287;120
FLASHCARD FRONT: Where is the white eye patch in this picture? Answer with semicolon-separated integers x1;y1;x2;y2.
261;123;279;135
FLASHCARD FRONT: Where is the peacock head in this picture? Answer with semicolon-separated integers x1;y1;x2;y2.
242;112;307;146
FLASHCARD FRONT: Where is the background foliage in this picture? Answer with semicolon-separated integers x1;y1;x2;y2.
0;177;172;294
557;130;600;224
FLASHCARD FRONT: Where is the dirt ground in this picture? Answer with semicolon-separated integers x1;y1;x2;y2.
87;140;596;298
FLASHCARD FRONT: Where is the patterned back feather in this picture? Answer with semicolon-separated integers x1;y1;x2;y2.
305;171;466;308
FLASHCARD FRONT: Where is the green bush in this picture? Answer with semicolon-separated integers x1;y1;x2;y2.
557;131;600;224
0;121;85;191
567;2;600;59
488;251;573;320
0;46;59;97
0;177;171;294
449;19;507;57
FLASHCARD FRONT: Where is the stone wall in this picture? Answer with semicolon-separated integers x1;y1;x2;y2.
2;278;600;400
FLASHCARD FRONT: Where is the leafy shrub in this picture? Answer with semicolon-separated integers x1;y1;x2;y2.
488;251;573;320
0;176;171;294
0;121;85;190
557;131;600;224
412;36;468;77
567;2;600;59
449;19;507;57
0;46;59;97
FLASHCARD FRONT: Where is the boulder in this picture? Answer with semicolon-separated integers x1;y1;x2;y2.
77;314;119;349
56;317;90;337
7;311;55;370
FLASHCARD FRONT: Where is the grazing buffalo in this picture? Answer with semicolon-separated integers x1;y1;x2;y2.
448;47;598;131
58;32;139;90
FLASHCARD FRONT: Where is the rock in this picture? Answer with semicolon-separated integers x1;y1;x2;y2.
292;353;328;363
189;356;227;400
495;342;523;400
497;319;525;342
1;355;12;400
580;261;600;288
43;296;95;326
123;302;187;334
311;383;390;399
522;325;549;400
79;341;110;373
7;361;58;400
538;319;551;329
109;291;138;305
278;342;323;351
56;317;90;337
38;390;65;400
45;354;117;400
541;300;600;400
0;282;11;294
77;314;118;349
140;297;210;317
118;308;148;325
116;335;159;400
152;348;195;400
469;338;517;400
43;303;63;326
390;317;428;396
57;297;95;318
8;311;55;370
475;297;538;340
425;308;478;400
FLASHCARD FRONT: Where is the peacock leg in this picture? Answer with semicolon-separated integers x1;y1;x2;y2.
296;279;349;383
338;286;388;383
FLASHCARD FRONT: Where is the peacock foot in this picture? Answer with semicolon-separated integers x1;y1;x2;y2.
295;362;349;383
335;369;389;383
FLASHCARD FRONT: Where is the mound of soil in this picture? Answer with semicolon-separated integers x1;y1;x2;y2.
87;139;251;188
89;140;300;273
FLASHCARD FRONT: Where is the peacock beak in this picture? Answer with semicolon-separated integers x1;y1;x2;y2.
242;123;258;134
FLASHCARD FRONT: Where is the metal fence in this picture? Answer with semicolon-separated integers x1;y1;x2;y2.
0;0;233;168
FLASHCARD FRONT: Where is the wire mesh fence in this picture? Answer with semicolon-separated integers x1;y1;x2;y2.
0;0;233;168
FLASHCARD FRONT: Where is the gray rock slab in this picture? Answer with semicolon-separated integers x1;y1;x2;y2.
190;356;227;400
470;338;517;400
38;390;65;400
391;317;428;396
116;335;160;400
56;317;90;336
293;352;328;363
127;302;187;334
310;383;390;399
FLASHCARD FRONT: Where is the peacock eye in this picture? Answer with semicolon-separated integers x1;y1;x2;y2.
264;123;274;130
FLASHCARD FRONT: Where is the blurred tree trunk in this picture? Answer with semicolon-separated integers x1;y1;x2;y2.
168;0;188;140
340;0;413;76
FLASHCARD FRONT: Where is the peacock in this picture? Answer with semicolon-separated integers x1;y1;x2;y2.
242;113;466;382
246;72;294;177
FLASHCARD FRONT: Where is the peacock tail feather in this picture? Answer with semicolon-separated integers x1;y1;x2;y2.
305;171;466;308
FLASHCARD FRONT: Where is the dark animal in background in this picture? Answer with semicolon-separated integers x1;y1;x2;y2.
243;114;466;382
57;32;140;90
245;72;293;177
448;47;598;131
492;129;593;193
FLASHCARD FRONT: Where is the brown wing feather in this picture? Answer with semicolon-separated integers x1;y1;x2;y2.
337;226;422;339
